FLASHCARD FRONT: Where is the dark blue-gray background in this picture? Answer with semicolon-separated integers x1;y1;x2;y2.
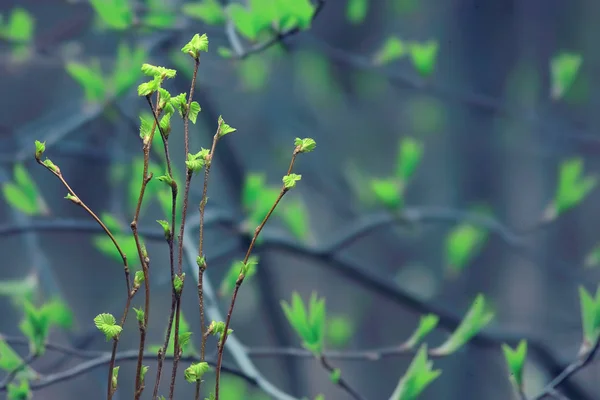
2;0;600;399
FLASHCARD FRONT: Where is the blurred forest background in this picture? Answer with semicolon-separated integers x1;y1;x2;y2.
1;0;600;399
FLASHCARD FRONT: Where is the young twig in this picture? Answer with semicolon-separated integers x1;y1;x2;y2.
169;55;201;400
146;91;179;400
214;149;300;399
533;339;600;400
34;154;132;400
130;90;166;400
195;124;222;399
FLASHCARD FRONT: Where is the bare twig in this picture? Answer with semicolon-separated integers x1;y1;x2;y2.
169;54;201;400
35;154;133;400
195;124;222;399
145;88;180;400
182;233;298;400
532;340;600;400
214;150;300;399
0;349;251;393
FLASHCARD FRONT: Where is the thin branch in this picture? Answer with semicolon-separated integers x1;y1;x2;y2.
195;123;223;399
0;353;39;390
169;54;202;400
145;87;180;400
255;232;591;400
35;155;133;400
181;233;298;400
214;150;300;399
0;212;234;239
319;355;366;400
532;340;600;400
0;350;252;393
129;90;166;400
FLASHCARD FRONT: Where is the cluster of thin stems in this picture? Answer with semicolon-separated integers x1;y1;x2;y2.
35;50;307;399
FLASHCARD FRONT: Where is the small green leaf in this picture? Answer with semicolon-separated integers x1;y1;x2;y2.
14;156;41;204
409;40;439;77
220;256;259;296
94;313;122;341
2;8;35;43
396;137;423;182
502;340;527;392
188;101;201;124
7;378;31;400
0;339;25;371
370;178;402;210
186;152;206;173
283;173;302;189
133;307;145;324
389;344;441;400
182;1;226;25
184;362;211;383
181;33;209;58
65;61;106;103
112;366;120;390
294;137;316;153
20;301;51;354
156;220;171;240
346;0;368;24
281;291;326;355
445;223;488;274
545;157;596;221
242;173;266;211
431;294;494;356
138;75;162;97
551;52;582;100
34;140;45;160
579;286;600;347
373;37;406;66
174;273;185;294
2;183;39;215
90;0;133;30
403;314;439;349
330;368;341;383
139;365;149;385
141;63;177;79
41;158;58;173
134;270;145;287
218;115;236;136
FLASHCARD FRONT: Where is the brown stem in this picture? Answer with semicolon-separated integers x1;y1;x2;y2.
167;56;201;396
214;152;299;399
131;91;163;397
198;131;221;368
168;299;183;400
35;158;132;400
146;90;180;400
